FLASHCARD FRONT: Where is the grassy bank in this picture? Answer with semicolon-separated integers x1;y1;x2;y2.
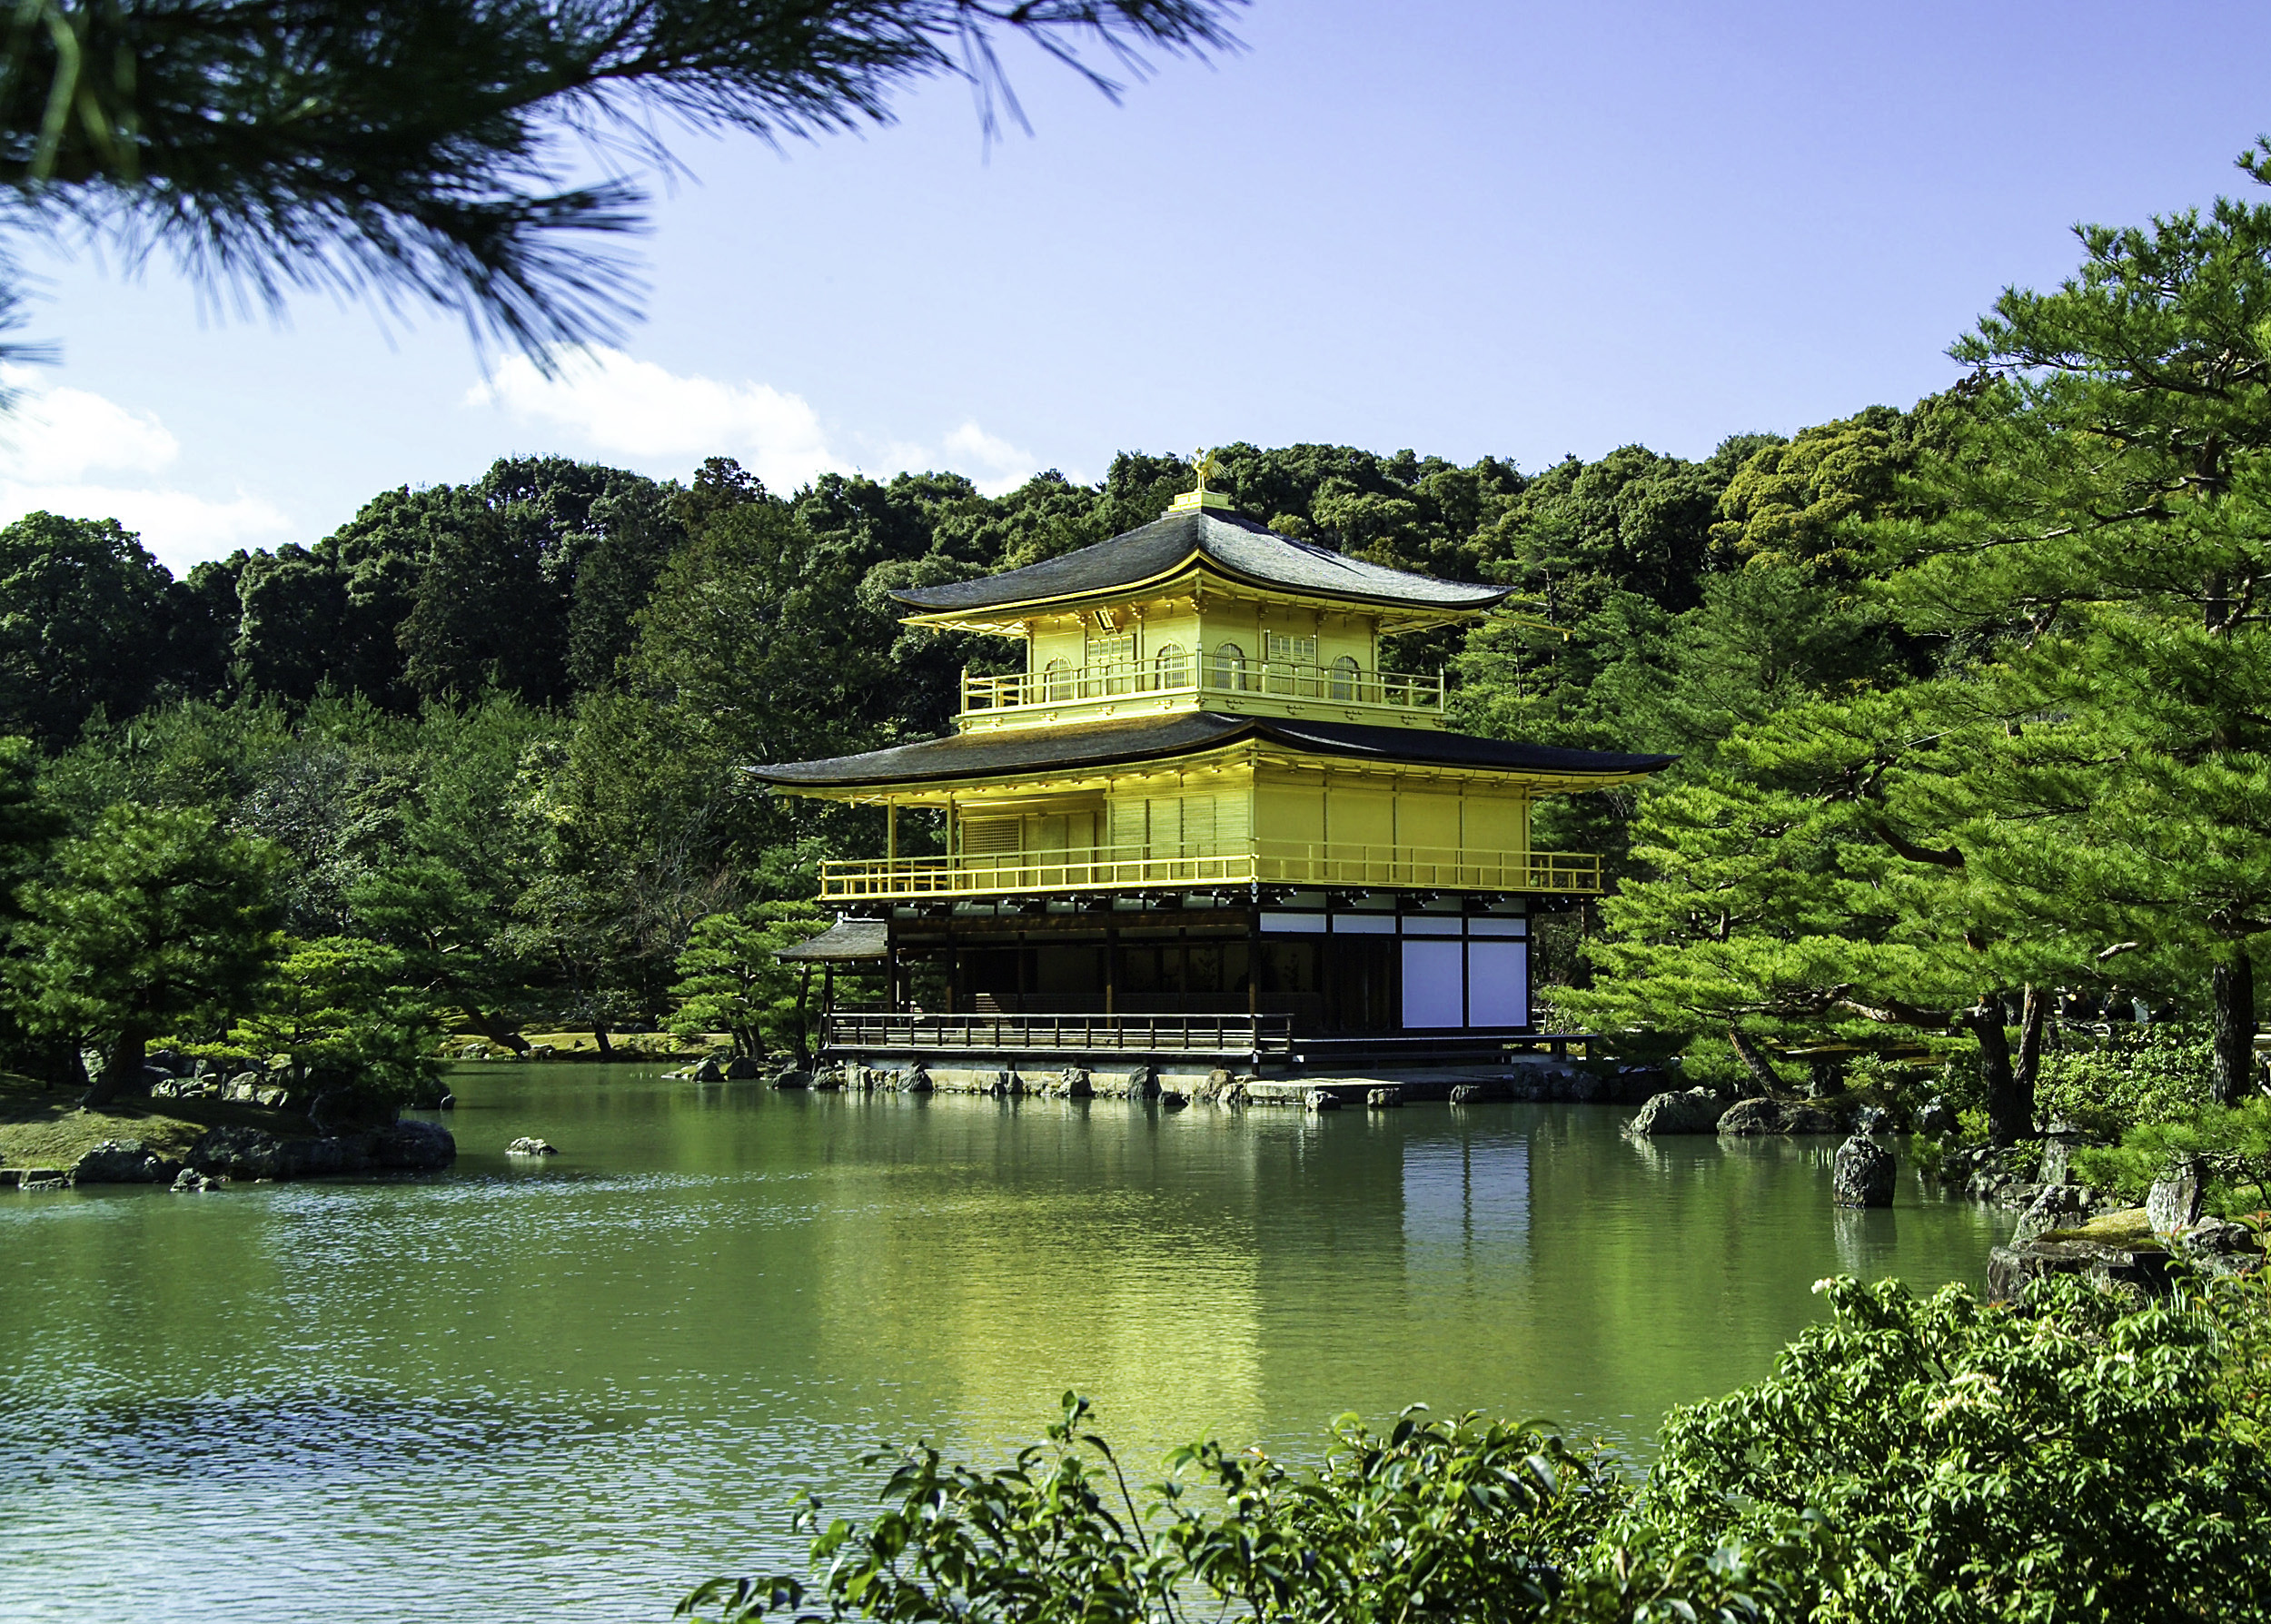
0;1073;309;1171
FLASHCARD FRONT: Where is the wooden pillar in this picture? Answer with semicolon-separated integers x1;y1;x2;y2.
1247;910;1260;1016
822;964;834;1012
887;802;897;861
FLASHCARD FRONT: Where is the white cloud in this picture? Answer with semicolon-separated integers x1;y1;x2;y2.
467;346;841;493
0;366;179;481
0;481;292;574
470;345;1045;498
0;369;292;574
940;420;1042;497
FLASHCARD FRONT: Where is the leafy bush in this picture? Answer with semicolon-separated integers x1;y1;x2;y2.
2072;1099;2271;1216
2034;1025;2216;1138
1640;1272;2271;1621
682;1272;2271;1624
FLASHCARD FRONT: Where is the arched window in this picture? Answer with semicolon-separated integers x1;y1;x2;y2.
1153;643;1190;690
1041;658;1073;701
1329;654;1362;701
1208;641;1251;692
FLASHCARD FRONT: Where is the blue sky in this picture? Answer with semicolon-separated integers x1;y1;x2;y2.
8;0;2271;575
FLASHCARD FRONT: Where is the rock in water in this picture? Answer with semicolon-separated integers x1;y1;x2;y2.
1716;1097;1839;1136
1916;1096;1959;1139
2147;1155;2205;1237
375;1121;456;1171
71;1140;179;1184
1853;1105;1893;1136
690;1057;725;1083
506;1137;559;1156
1366;1085;1403;1108
1626;1087;1727;1135
1832;1134;1896;1207
1303;1088;1341;1113
722;1056;766;1080
1715;1097;1781;1135
171;1167;223;1193
189;1124;287;1181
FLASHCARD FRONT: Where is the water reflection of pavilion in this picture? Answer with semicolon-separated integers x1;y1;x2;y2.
798;1100;1544;1455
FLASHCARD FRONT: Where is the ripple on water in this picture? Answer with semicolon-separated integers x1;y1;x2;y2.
0;1069;2009;1624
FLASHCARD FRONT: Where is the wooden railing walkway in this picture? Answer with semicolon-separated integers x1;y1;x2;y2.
960;657;1443;718
818;842;1600;901
823;1012;1295;1059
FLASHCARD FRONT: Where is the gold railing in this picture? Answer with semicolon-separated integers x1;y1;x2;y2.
959;659;1444;715
818;842;1600;900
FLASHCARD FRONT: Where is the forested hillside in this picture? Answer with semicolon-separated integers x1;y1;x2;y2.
4;179;2268;1208
0;429;1844;1064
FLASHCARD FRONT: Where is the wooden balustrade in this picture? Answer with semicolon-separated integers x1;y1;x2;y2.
822;1011;1295;1057
958;658;1444;716
817;842;1600;900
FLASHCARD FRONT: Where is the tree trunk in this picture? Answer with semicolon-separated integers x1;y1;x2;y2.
462;1008;530;1055
81;1025;149;1109
1727;1025;1786;1094
1965;1003;2023;1146
2013;984;2045;1132
591;1023;614;1061
2212;949;2256;1106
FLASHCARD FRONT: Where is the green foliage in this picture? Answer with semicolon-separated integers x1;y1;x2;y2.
5;0;1238;355
0;512;188;744
678;1398;1631;1624
3;802;283;1092
1641;1272;2271;1621
230;935;445;1101
2033;1025;2218;1139
667;905;828;1059
684;1272;2271;1624
2071;1100;2271;1215
1154;1410;1624;1621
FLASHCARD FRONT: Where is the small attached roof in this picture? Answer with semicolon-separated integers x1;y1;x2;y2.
749;712;1672;792
891;508;1512;621
775;918;889;961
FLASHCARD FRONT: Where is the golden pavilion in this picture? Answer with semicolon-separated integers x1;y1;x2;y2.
749;461;1671;1069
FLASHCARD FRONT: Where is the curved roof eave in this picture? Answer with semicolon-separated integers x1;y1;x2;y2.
747;712;1675;792
888;509;1512;619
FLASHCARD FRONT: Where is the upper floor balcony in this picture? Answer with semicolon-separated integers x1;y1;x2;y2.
957;653;1447;732
817;840;1601;902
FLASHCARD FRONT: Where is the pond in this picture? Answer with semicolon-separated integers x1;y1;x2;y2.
0;1065;2008;1622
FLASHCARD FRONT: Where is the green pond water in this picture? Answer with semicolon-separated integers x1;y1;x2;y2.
1;1064;2009;1621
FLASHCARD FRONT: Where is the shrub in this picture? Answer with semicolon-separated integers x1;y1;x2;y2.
1635;1272;2271;1622
682;1271;2271;1624
2034;1025;2216;1138
2072;1099;2271;1215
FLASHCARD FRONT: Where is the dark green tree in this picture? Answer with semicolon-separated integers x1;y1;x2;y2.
1885;177;2271;1104
5;802;282;1104
0;511;174;743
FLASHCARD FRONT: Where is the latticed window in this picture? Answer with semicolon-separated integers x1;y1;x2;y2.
1041;658;1073;700
1264;632;1317;666
1087;631;1135;695
1208;642;1251;691
1330;655;1362;700
961;817;1019;856
1152;643;1190;689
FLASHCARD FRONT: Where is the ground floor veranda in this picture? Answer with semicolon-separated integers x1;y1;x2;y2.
802;888;1566;1069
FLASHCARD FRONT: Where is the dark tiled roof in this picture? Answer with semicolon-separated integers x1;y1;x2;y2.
777;918;890;960
891;508;1511;615
749;713;1672;788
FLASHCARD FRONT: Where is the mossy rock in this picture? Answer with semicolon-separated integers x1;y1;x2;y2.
2038;1207;2164;1252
